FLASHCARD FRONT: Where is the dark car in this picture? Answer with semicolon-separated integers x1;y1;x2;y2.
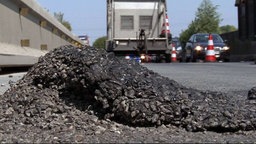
171;37;183;61
183;33;230;62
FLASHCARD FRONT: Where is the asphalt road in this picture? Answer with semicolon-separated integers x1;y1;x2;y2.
143;62;256;96
0;72;26;95
0;62;256;96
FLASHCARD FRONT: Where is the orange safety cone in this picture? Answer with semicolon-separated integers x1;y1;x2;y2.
160;14;171;37
205;34;216;62
171;45;177;62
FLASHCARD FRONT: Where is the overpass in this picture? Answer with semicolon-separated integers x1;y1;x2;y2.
0;0;84;67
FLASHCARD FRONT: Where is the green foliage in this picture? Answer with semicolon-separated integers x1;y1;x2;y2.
179;0;222;46
61;21;72;31
195;0;221;33
93;36;107;49
179;21;197;47
54;12;72;31
219;25;237;34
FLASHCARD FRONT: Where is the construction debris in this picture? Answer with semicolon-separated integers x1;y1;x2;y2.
0;45;255;143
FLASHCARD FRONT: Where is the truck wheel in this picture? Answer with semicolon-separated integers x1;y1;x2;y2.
165;54;171;63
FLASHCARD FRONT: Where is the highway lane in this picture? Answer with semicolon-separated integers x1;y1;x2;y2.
143;62;256;96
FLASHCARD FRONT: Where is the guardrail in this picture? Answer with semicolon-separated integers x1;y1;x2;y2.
221;31;256;61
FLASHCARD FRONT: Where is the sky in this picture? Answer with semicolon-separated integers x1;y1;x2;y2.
36;0;238;45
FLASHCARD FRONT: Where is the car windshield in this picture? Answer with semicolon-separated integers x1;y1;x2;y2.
194;34;223;43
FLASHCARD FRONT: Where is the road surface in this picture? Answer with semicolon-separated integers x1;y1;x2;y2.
144;62;256;96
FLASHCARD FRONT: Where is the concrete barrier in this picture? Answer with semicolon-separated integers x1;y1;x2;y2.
0;0;84;67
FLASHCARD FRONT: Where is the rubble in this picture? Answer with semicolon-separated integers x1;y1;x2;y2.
248;87;256;100
0;45;255;142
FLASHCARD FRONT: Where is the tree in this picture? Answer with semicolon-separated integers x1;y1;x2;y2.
194;0;221;33
179;20;198;48
219;25;237;34
93;36;107;49
179;0;222;45
54;12;72;31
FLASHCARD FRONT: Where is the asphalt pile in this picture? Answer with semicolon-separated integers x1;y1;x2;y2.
0;45;255;142
248;87;256;100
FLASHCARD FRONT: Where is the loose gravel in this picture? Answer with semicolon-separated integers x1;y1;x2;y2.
0;45;255;143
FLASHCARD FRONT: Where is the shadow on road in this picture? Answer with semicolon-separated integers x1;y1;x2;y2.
0;66;30;75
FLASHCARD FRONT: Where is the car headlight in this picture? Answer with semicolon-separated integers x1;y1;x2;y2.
223;46;230;51
195;46;202;51
140;55;146;60
125;55;130;60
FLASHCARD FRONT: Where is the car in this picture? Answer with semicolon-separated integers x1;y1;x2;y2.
125;54;141;63
171;37;183;62
183;33;230;62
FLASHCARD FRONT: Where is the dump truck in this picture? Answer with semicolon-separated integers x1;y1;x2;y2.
106;0;172;63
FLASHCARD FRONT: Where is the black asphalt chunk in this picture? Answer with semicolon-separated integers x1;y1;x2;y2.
248;87;256;100
0;45;255;142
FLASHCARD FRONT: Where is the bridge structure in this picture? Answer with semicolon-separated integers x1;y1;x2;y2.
0;0;84;67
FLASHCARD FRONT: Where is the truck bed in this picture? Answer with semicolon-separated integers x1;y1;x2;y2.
113;38;170;52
